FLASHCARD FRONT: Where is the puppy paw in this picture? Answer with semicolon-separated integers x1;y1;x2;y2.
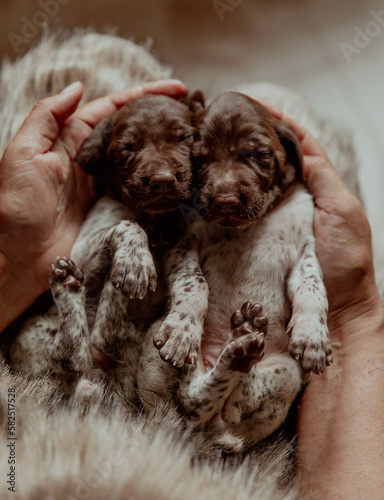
153;312;201;368
220;331;265;374
230;301;268;338
73;378;104;411
110;247;157;300
50;257;84;291
288;316;332;374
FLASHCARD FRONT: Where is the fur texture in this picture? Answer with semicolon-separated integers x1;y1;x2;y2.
0;356;298;499
0;30;372;500
138;93;331;450
0;29;171;156
8;88;202;407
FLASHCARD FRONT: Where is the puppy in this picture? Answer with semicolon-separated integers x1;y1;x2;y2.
9;93;203;407
77;93;197;217
138;91;332;449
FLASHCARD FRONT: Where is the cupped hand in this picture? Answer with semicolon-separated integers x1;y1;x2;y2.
0;79;186;322
256;100;382;326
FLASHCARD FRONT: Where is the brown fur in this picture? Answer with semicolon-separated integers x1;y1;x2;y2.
0;30;370;500
76;92;204;215
193;92;302;227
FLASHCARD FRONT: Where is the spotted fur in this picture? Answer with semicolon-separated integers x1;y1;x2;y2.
8;87;202;407
0;31;365;498
138;93;332;450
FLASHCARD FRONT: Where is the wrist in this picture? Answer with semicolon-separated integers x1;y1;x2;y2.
298;293;384;498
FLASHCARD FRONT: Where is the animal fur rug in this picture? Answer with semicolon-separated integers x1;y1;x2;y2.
0;30;381;500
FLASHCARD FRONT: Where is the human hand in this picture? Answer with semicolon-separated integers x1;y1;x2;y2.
259;106;384;498
256;100;383;330
0;79;186;330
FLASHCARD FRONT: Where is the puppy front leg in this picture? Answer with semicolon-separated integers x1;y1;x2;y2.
90;218;156;360
153;235;209;368
71;196;157;300
70;196;134;282
287;236;332;374
104;220;157;300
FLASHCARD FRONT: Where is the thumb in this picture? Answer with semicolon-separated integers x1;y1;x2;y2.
12;82;83;156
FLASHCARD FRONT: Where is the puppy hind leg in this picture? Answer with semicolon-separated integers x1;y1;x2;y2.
50;257;92;374
9;312;61;375
222;354;302;443
178;301;267;427
180;330;265;427
91;279;142;363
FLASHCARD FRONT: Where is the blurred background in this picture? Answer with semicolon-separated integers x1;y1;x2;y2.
1;0;384;248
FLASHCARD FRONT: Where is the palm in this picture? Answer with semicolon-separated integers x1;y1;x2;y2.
313;198;373;315
1;117;96;291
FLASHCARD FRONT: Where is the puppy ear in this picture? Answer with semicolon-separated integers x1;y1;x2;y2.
181;90;205;114
273;119;303;181
75;114;116;176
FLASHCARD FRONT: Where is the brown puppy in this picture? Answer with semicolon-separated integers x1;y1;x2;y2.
77;93;202;216
9;92;204;408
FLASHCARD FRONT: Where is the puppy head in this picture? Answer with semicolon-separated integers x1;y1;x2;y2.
76;93;204;214
193;91;302;228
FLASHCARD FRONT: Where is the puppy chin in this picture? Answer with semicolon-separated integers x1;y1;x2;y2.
141;202;180;215
135;198;180;214
216;218;254;229
129;190;193;214
200;211;260;229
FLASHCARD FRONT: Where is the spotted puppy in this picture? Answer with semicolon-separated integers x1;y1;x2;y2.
138;91;332;449
9;93;202;405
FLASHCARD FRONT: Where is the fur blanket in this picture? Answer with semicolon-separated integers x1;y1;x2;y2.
0;30;379;499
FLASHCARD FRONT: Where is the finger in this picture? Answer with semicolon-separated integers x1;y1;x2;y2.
252;98;352;205
11;82;83;156
110;79;188;107
253;98;329;159
73;79;187;128
303;155;350;206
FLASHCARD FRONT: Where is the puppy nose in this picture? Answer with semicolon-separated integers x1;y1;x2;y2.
214;195;240;212
149;172;176;193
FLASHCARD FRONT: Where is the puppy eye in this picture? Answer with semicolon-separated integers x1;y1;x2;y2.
114;143;133;153
240;149;258;159
177;134;194;143
240;149;271;161
111;146;134;166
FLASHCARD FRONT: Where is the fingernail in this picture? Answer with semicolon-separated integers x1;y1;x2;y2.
61;82;82;95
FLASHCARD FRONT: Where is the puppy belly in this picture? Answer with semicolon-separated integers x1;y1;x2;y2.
201;316;288;372
200;325;229;371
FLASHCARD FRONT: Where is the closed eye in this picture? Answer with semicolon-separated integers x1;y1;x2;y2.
178;134;194;142
239;149;271;160
240;149;256;158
